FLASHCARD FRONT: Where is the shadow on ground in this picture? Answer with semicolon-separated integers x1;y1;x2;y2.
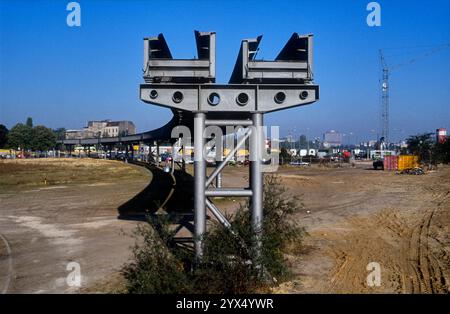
118;162;196;252
117;163;194;220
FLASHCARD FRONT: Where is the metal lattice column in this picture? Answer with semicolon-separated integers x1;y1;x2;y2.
137;31;320;262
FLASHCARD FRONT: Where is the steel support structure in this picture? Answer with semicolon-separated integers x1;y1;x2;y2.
381;67;389;143
193;115;265;260
138;30;319;262
194;113;206;258
250;113;263;257
195;116;253;258
380;50;389;144
54;31;320;266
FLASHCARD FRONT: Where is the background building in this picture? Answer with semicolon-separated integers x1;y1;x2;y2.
87;121;109;136
65;120;136;139
103;121;136;137
437;128;447;144
323;130;342;148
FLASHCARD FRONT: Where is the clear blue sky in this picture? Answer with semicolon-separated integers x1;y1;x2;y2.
1;0;449;143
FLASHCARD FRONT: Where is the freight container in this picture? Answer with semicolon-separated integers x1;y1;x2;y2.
383;155;398;171
397;155;419;171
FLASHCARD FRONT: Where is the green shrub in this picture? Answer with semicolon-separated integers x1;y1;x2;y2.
122;221;192;294
122;175;307;294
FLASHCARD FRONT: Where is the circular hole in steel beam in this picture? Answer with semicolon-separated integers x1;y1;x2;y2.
172;91;184;103
236;93;249;106
300;91;309;100
274;92;286;104
208;92;221;106
149;90;158;99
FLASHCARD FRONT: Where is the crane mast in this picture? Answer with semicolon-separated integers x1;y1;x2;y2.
378;43;449;146
380;50;389;146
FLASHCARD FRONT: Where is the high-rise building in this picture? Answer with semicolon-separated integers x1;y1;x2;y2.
323;130;342;148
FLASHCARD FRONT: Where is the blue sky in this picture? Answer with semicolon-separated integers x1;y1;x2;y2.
0;0;449;143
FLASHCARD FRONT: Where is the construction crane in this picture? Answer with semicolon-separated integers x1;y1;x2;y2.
379;50;389;146
378;43;450;146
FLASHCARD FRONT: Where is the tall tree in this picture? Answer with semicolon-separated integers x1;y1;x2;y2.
406;133;433;162
31;126;56;151
7;123;32;150
434;137;450;164
0;124;8;148
53;127;66;141
280;147;291;164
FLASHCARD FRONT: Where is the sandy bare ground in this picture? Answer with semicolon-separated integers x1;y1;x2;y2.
1;159;449;293
185;162;450;293
273;163;450;294
0;158;149;293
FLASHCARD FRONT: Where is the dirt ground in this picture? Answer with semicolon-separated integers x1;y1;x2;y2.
0;158;150;293
1;158;449;293
273;163;450;294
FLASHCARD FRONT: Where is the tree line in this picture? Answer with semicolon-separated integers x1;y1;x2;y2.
0;117;66;152
406;133;450;164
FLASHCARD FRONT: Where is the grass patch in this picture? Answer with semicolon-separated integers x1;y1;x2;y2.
0;158;147;191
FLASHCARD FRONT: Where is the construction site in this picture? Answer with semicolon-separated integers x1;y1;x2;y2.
0;1;449;298
1;159;449;293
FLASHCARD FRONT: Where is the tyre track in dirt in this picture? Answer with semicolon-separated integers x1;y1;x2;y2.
325;210;407;293
297;168;450;294
408;188;450;293
323;208;447;293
